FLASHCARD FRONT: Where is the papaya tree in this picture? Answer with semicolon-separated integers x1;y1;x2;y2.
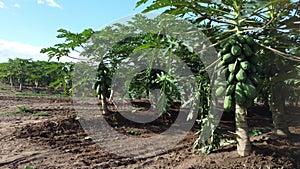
255;2;299;137
135;0;300;156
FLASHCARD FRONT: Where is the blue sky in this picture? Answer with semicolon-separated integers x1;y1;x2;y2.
0;0;148;62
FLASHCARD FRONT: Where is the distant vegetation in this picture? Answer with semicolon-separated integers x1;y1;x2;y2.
0;58;74;95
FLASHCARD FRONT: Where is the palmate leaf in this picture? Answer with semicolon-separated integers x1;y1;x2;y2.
141;0;193;13
133;42;157;52
136;0;149;8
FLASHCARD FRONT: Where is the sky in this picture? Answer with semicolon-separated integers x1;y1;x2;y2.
0;0;149;62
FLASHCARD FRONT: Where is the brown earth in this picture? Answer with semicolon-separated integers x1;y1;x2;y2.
0;88;300;169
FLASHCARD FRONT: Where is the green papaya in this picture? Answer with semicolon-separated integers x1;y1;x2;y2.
217;61;223;68
225;84;235;96
217;81;227;87
243;44;253;57
218;51;223;58
216;86;226;97
244;83;257;99
237;34;245;43
235;89;246;105
228;73;236;84
236;82;243;90
236;69;247;82
237;54;246;61
231;45;242;56
223;53;235;63
223;43;232;53
228;39;236;45
244;35;255;46
224;95;233;111
221;67;230;77
228;63;238;73
240;61;251;70
250;74;261;86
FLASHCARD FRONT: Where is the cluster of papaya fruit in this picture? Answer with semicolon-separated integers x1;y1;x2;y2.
93;63;111;99
215;34;262;111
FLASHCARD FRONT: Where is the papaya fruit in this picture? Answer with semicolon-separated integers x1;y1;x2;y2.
235;90;246;105
225;84;235;96
217;60;224;68
235;82;246;105
237;34;245;43
228;39;236;45
228;73;236;84
236;69;247;82
218;51;223;58
243;83;257;99
243;44;253;57
223;43;232;53
216;86;226;97
236;82;243;91
223;53;235;63
250;74;261;86
231;45;242;56
237;54;246;61
228;63;235;73
224;95;233;111
240;61;251;70
244;35;255;46
221;67;230;78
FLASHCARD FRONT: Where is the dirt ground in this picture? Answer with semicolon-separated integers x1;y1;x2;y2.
0;88;300;169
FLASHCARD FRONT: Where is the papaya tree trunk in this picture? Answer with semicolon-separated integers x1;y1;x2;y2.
108;89;114;102
35;80;39;89
101;92;109;115
235;104;251;157
10;77;13;89
270;84;290;137
19;81;23;91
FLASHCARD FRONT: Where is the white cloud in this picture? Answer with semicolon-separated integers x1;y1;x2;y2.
13;3;21;8
0;1;6;8
0;39;78;63
37;0;61;9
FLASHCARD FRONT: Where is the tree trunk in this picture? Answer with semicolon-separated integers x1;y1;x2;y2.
108;89;114;102
19;82;23;91
101;92;109;115
35;81;39;89
235;104;251;157
10;77;13;89
270;85;290;137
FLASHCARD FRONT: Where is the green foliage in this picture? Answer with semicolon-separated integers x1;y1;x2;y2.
5;106;33;115
0;58;74;95
126;130;141;136
248;128;269;137
32;111;49;117
40;28;94;61
24;166;36;169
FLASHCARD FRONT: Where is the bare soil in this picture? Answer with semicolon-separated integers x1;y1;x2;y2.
0;88;299;169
